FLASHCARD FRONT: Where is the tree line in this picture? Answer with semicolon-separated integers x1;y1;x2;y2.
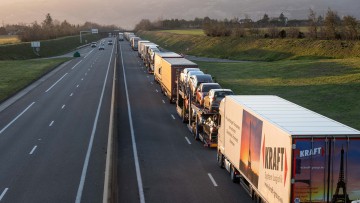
0;13;121;42
134;8;359;40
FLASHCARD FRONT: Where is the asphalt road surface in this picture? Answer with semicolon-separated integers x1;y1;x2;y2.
0;38;115;203
0;38;253;203
116;40;253;203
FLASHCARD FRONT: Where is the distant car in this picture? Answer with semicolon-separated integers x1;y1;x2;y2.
91;42;97;48
196;83;222;106
108;40;113;45
99;45;105;50
203;89;234;111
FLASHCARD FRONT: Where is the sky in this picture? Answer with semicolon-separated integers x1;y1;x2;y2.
1;0;360;29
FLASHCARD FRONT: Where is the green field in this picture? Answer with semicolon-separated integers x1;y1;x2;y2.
0;58;71;102
196;58;360;130
0;35;21;45
0;34;102;60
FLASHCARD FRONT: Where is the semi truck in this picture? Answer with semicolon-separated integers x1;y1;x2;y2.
216;95;360;203
130;37;140;51
153;52;183;83
159;58;197;103
118;33;124;41
137;40;150;56
143;44;159;66
175;69;229;147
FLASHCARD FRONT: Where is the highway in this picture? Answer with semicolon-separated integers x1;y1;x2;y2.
116;40;252;202
0;37;253;203
0;39;115;202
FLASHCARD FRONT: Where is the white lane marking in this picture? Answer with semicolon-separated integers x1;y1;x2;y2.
81;78;84;81
88;68;90;71
185;137;191;145
118;42;145;203
85;73;87;76
146;76;149;78
75;39;115;203
71;60;83;70
208;173;218;187
162;100;165;104
84;49;94;59
70;93;74;97
45;73;68;92
171;114;175;120
76;85;79;88
61;105;65;109
0;102;35;134
0;188;9;201
155;89;158;93
49;121;54;127
150;82;153;85
29;145;37;155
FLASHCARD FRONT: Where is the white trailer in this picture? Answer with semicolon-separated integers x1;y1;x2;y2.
217;95;360;203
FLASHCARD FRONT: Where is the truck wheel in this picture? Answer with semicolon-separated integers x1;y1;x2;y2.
230;167;239;183
217;153;224;168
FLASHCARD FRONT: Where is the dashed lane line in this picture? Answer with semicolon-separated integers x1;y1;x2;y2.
208;173;218;187
29;145;38;155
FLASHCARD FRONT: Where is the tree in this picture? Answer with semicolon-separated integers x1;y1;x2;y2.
0;27;7;35
324;8;341;39
279;13;287;25
42;13;55;39
343;15;358;40
308;8;318;39
257;13;270;27
134;19;153;31
279;29;287;38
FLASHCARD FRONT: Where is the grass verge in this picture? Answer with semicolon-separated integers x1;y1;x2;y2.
0;58;71;102
196;58;360;130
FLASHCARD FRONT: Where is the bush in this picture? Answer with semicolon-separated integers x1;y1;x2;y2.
279;30;287;38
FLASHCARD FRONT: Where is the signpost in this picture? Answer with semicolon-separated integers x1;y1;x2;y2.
31;41;40;56
80;28;98;43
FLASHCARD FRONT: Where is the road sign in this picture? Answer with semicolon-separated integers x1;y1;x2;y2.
91;29;98;34
31;41;40;48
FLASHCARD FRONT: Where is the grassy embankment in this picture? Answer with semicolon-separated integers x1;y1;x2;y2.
0;34;102;60
0;58;71;102
139;30;360;61
138;30;360;130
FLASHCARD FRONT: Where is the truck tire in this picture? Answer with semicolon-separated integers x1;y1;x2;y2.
217;153;224;168
230;167;239;183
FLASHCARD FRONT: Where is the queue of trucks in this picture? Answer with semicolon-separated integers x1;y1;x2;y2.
121;33;360;203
